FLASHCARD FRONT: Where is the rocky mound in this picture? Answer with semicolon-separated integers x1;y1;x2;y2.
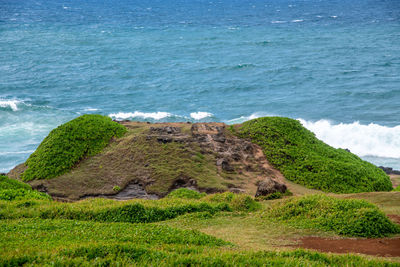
9;119;286;201
8;115;392;201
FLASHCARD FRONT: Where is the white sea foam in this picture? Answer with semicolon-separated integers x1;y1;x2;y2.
109;111;172;120
190;112;213;120
227;113;400;160
83;108;99;112
0;99;22;111
271;20;287;24
225;112;275;124
292;19;304;23
298;119;400;159
0;150;35;155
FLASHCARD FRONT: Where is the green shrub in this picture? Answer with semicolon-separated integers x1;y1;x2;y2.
236;117;392;193
393;185;400;192
37;200;231;223
0;175;31;190
0;189;50;201
0;175;50;201
204;192;261;212
0;192;261;223
21;114;127;181
167;188;206;199
268;194;400;237
256;190;293;201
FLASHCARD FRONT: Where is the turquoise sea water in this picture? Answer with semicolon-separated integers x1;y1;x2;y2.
1;0;400;172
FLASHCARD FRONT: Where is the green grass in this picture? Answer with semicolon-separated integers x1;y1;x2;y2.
0;189;399;265
1;219;397;267
394;185;400;192
0;175;50;201
267;194;400;237
137;137;228;195
21;114;127;181
0;192;261;223
235;117;392;193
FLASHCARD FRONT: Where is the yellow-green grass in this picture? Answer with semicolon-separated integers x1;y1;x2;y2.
1;189;400;265
1;218;398;266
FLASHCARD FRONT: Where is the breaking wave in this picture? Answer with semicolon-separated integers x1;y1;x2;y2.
226;113;400;160
298;119;400;159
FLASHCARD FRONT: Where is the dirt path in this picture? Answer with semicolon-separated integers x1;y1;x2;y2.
295;237;400;257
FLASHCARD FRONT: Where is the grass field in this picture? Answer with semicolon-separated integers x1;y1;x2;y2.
1;176;400;266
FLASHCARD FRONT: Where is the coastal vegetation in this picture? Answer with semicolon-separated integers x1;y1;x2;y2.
235;117;392;193
3;115;400;265
268;194;399;237
0;175;50;201
21;114;126;181
1;187;399;265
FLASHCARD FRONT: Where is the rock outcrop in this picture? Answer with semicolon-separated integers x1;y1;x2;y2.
255;179;287;197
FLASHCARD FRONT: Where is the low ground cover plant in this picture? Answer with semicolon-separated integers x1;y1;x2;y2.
0;175;50;201
167;188;207;199
268;194;400;237
21;114;127;181
236;117;392;193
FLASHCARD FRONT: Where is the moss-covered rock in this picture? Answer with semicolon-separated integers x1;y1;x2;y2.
236;117;392;193
21;114;127;181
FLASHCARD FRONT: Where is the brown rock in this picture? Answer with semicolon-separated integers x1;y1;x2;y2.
255;179;287;197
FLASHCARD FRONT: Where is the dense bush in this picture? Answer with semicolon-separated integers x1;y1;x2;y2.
0;175;50;201
0;175;31;190
236;117;392;193
21;114;127;181
0;189;50;201
167;188;206;199
268;194;400;237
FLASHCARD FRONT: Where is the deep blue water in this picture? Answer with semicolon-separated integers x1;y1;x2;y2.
1;0;400;172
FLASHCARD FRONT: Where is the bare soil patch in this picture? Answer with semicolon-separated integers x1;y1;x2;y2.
388;214;400;225
296;237;400;257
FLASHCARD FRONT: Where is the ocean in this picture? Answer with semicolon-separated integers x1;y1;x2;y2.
1;0;399;172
